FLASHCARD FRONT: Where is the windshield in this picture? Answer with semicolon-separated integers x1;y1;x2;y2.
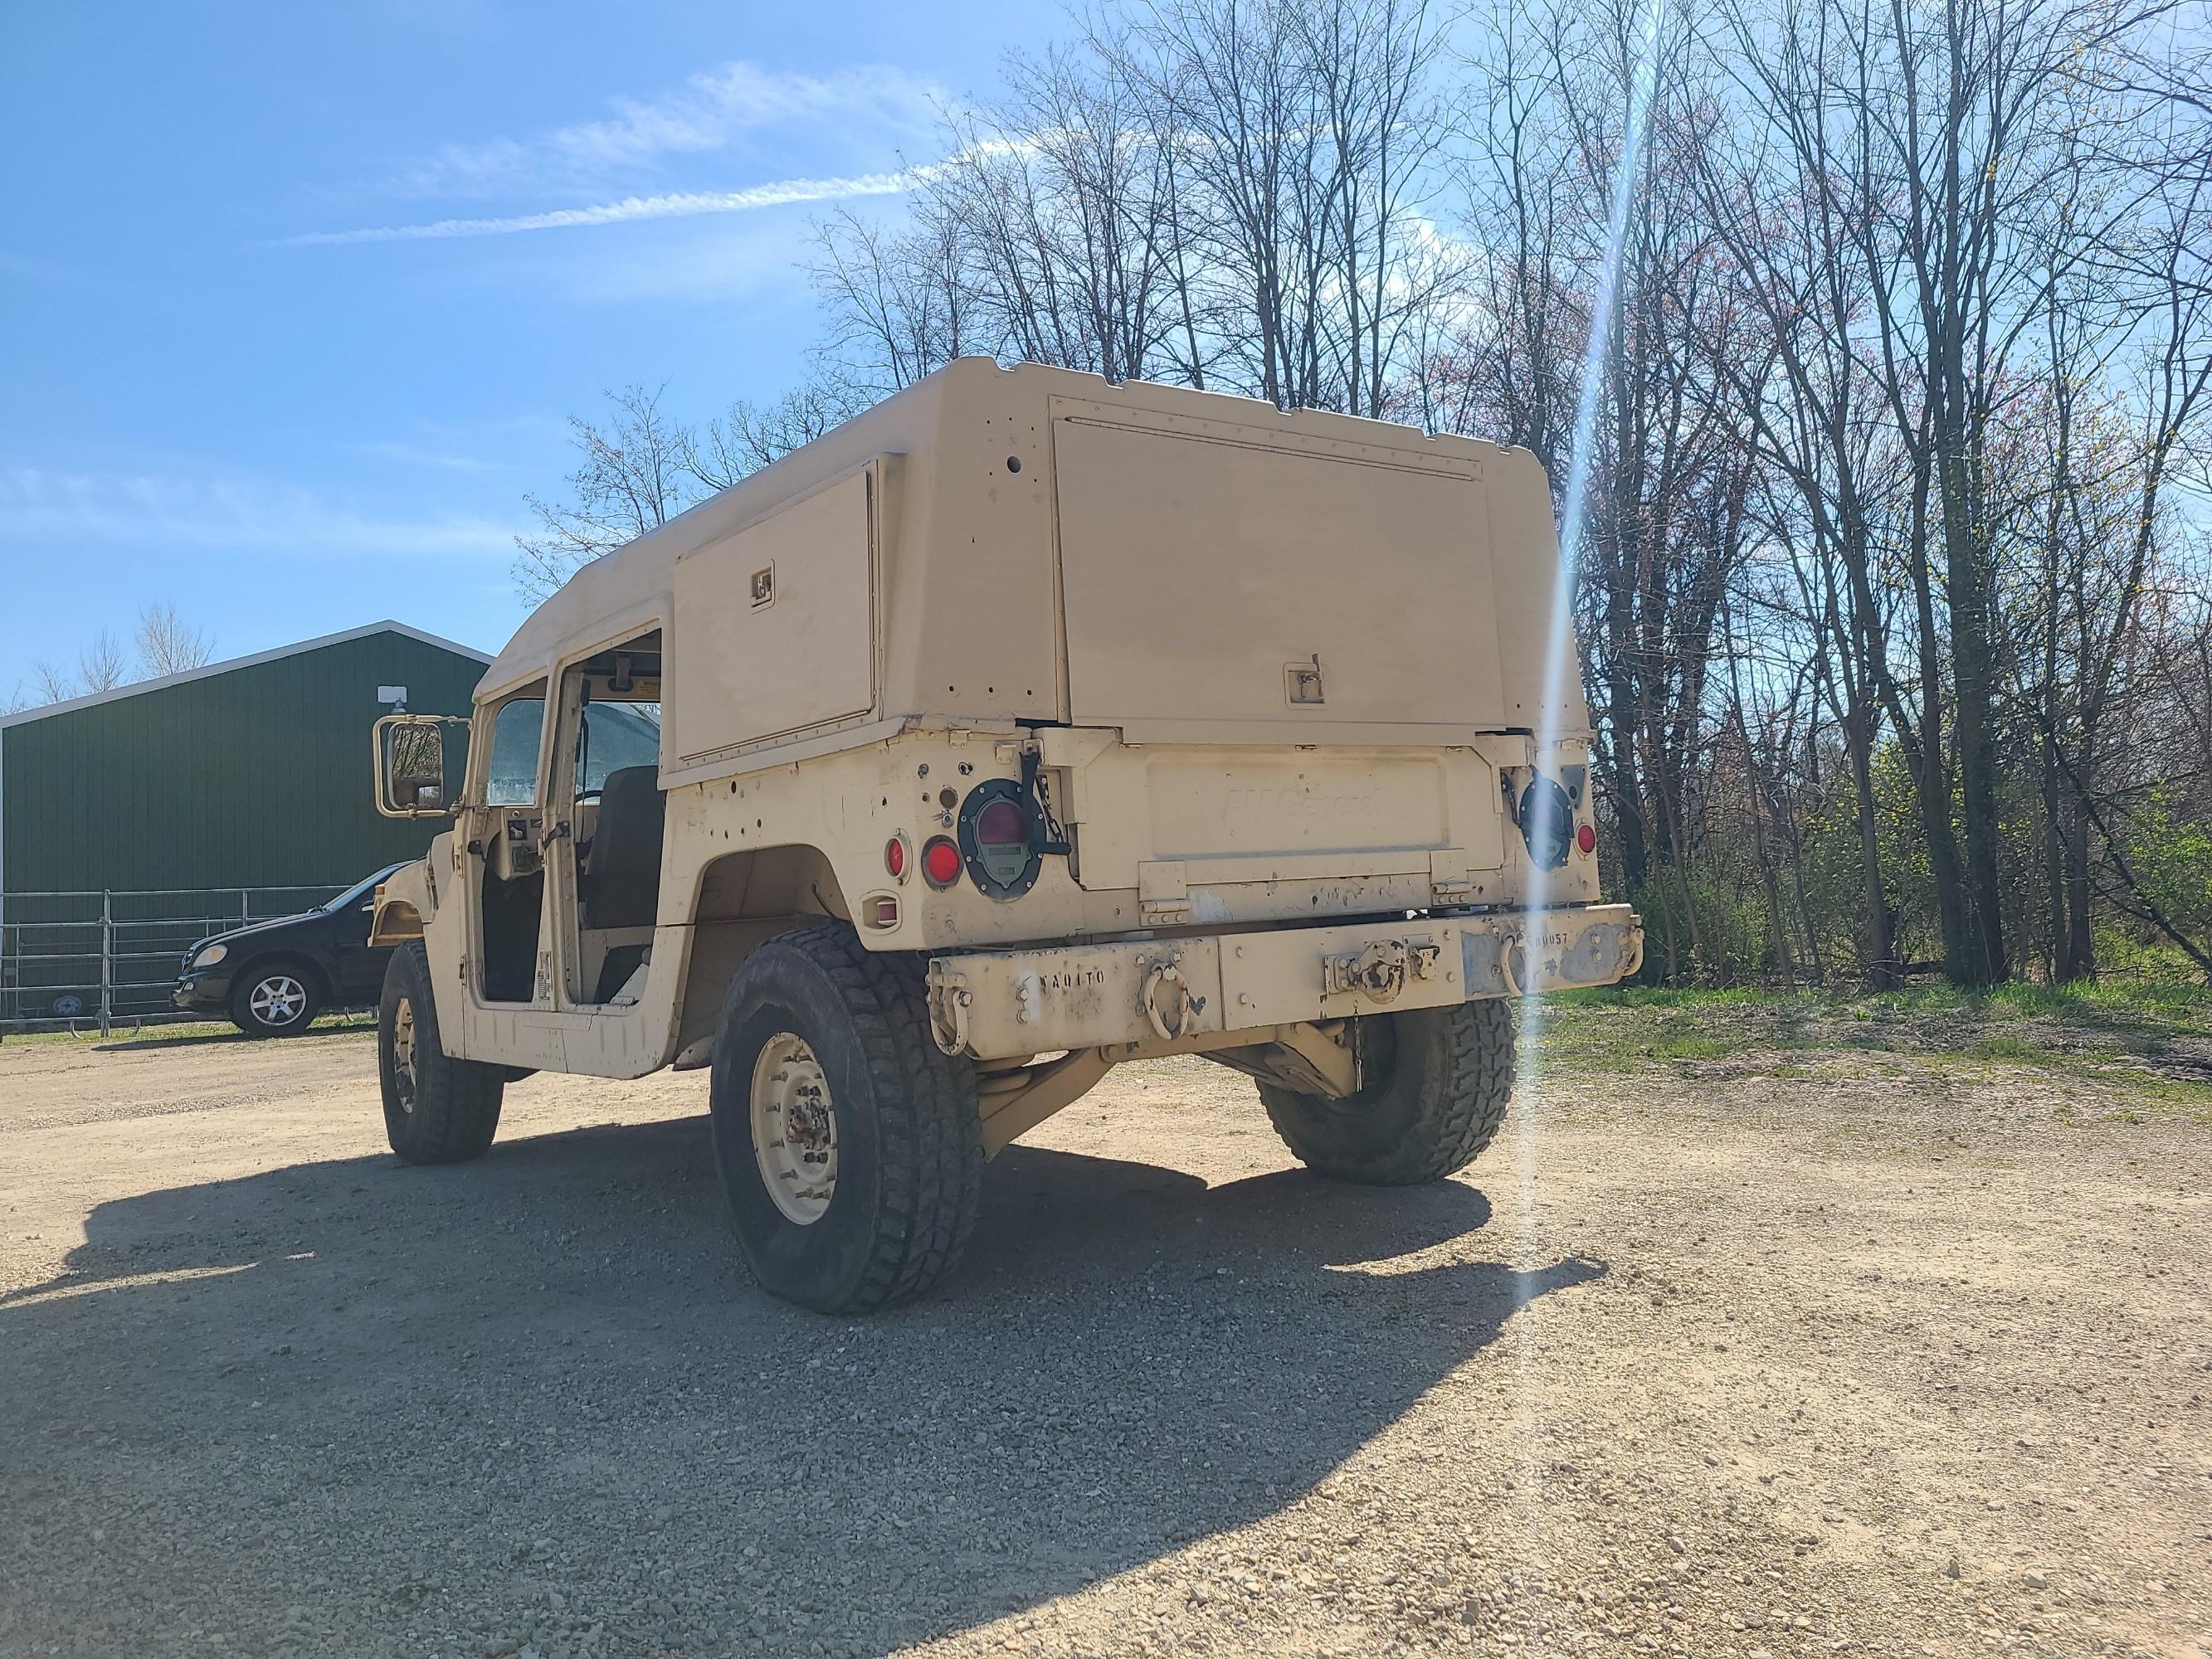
322;862;409;913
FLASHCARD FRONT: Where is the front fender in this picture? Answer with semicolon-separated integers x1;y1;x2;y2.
369;856;438;948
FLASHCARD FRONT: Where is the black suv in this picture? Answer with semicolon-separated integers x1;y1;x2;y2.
173;863;407;1036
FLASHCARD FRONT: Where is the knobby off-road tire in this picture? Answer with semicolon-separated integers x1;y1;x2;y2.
378;941;505;1165
709;922;982;1315
1259;998;1516;1185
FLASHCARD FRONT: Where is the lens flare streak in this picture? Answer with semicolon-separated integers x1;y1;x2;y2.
1508;0;1669;1579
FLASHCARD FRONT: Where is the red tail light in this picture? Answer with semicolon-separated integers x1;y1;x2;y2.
1576;824;1596;854
921;836;963;888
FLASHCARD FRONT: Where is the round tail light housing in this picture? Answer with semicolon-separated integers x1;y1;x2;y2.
920;836;963;889
884;834;909;882
1576;823;1597;855
1516;774;1576;872
957;779;1042;899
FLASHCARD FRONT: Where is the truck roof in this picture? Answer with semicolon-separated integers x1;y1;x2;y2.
480;358;1581;771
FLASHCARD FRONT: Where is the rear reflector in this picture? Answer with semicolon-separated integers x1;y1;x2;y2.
1576;823;1596;854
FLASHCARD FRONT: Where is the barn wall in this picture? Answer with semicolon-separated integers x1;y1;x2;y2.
2;631;484;895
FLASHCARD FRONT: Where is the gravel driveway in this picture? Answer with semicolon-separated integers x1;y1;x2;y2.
0;1010;2206;1658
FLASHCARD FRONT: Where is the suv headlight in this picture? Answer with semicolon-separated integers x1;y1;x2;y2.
190;942;228;969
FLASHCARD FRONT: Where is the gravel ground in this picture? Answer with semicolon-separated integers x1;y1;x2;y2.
1;1005;2207;1659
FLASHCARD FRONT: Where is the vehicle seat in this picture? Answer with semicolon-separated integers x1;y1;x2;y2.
585;765;666;930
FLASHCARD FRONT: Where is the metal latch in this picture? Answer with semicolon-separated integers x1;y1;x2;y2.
1323;937;1442;1005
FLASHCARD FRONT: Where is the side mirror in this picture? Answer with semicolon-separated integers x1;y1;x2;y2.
374;713;467;820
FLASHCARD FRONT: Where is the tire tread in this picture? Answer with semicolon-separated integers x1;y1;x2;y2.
379;941;504;1164
719;923;981;1312
1260;998;1514;1185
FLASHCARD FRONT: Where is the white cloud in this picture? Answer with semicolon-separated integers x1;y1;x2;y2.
348;439;518;473
0;465;516;558
289;170;915;246
385;61;943;198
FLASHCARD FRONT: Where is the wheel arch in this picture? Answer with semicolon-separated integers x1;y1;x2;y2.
368;898;425;947
369;859;436;947
668;842;855;1067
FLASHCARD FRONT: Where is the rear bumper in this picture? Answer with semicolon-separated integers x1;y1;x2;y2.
925;903;1643;1062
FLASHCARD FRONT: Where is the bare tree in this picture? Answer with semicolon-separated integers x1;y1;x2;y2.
134;602;215;678
805;0;1464;416
806;208;984;396
689;377;870;491
76;631;129;694
29;660;76;705
514;385;703;602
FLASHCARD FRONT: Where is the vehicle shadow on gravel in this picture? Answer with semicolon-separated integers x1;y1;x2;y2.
0;1112;1605;1658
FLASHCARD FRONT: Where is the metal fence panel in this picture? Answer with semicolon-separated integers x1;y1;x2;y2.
1;884;346;1034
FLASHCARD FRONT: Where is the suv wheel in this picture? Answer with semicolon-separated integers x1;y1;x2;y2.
709;922;982;1314
230;961;322;1037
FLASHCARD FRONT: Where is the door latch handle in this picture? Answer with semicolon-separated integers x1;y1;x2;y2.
538;820;572;850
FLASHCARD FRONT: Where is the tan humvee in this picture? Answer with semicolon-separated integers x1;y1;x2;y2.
369;357;1642;1312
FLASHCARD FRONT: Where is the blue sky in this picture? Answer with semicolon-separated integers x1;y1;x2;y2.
0;1;1047;686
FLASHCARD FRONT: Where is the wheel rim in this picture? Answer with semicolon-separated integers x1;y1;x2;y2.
390;996;417;1113
250;974;308;1028
749;1032;838;1225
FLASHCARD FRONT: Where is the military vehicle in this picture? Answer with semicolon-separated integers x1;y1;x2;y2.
370;358;1643;1312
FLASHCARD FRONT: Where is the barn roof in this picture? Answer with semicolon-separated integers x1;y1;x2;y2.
0;620;492;731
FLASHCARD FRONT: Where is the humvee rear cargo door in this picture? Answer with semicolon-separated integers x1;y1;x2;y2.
664;468;876;773
1051;411;1504;741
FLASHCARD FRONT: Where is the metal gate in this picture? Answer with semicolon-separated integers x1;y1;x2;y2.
0;885;345;1034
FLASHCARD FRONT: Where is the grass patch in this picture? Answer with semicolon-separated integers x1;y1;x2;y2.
1;1014;373;1048
2133;1076;2212;1122
1539;980;2208;1086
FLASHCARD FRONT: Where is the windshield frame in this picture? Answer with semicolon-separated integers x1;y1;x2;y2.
321;861;410;915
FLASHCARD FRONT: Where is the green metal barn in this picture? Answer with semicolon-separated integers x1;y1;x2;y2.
0;620;490;1026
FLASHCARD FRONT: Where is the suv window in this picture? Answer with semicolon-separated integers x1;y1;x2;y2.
577;701;662;796
483;696;546;806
